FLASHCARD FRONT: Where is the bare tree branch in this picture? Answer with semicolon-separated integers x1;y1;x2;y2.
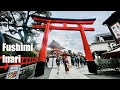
17;11;25;23
10;11;17;29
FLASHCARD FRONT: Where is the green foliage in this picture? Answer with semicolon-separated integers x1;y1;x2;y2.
0;51;14;55
0;51;37;57
21;51;37;57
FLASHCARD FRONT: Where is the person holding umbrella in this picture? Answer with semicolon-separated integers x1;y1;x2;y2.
64;56;69;74
60;51;71;74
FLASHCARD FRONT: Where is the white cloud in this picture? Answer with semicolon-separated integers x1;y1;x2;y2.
34;11;115;54
49;11;115;54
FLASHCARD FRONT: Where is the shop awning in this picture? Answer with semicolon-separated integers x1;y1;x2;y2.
102;47;120;58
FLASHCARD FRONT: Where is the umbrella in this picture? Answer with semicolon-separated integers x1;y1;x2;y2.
60;52;71;56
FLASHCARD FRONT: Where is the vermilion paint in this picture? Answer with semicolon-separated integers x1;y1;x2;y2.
32;16;95;62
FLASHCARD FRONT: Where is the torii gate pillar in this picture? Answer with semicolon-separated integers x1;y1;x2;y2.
34;21;50;77
79;24;97;74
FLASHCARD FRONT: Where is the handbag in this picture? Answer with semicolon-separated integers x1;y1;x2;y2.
67;67;69;71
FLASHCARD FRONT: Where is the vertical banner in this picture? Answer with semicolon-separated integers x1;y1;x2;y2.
6;65;21;79
110;22;120;43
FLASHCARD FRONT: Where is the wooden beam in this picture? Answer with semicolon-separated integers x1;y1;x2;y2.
32;25;94;31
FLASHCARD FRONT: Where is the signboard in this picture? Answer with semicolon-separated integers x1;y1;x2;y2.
110;22;120;43
6;65;21;79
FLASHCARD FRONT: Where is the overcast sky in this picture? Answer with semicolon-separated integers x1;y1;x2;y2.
1;11;115;54
36;11;115;54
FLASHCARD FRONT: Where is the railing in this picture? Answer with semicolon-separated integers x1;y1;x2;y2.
0;56;40;70
0;63;36;79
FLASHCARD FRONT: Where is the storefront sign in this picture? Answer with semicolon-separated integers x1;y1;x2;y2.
6;65;21;79
110;22;120;39
110;22;120;43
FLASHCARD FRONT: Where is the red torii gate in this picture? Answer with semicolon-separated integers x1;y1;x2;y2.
31;15;97;76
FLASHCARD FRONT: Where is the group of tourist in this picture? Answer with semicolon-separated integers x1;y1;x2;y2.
56;55;69;74
71;53;86;68
46;52;86;74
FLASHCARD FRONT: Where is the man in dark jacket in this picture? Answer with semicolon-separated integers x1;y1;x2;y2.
56;57;60;74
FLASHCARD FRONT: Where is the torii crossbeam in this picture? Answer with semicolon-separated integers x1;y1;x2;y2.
31;15;97;76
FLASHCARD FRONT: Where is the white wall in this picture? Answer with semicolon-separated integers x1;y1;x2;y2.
91;43;111;52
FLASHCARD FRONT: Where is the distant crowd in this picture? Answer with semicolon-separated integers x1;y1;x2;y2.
46;52;86;74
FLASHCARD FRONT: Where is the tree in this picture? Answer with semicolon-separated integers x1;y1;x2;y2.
0;11;51;44
0;11;52;77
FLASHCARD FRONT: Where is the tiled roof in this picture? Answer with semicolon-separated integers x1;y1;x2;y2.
48;40;65;50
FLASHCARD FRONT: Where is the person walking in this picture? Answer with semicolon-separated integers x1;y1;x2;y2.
64;56;69;74
56;56;61;74
71;53;75;65
76;55;80;69
46;56;49;67
80;55;86;67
